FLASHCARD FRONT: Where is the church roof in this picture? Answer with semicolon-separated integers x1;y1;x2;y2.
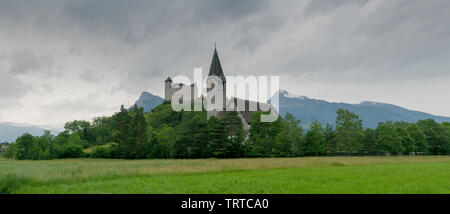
208;48;226;82
165;77;172;82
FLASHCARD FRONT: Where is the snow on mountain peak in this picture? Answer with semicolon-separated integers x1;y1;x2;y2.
278;90;307;99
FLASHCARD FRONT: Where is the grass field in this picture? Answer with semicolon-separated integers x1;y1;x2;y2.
1;156;449;194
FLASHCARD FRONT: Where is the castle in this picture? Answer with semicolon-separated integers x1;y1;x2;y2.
164;48;277;139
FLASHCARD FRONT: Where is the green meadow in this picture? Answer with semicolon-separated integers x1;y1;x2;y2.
1;156;449;194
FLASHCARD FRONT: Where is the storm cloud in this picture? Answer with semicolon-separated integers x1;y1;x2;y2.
0;0;449;127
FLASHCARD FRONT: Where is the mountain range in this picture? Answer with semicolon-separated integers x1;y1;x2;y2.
1;90;449;142
269;90;450;128
0;123;59;143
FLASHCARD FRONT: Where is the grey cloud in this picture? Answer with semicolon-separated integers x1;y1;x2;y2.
44;92;107;113
265;0;450;84
1;0;450;123
233;14;286;53
187;0;269;23
119;62;168;95
78;69;103;83
0;0;64;33
8;50;53;74
0;71;30;108
41;83;54;93
61;0;269;45
303;0;369;17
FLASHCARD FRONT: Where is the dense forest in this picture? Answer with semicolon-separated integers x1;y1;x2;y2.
2;102;450;160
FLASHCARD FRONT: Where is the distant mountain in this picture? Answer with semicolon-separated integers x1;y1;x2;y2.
133;92;164;112
0;122;58;142
269;90;450;128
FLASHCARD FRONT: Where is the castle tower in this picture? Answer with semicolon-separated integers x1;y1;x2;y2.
206;47;227;110
164;77;173;101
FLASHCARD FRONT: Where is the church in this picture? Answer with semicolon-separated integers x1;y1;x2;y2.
164;48;277;139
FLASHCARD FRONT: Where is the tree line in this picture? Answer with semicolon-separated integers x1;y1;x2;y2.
3;103;450;160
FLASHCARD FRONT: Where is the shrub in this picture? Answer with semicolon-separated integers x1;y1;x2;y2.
90;147;112;158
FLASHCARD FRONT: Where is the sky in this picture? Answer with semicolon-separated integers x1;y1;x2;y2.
0;0;449;128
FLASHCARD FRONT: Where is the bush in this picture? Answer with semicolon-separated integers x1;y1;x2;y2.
59;144;85;158
90;147;112;158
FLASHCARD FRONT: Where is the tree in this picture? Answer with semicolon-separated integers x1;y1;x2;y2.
59;133;85;158
112;105;132;158
29;137;51;160
51;132;68;158
208;116;226;158
335;109;364;155
14;133;35;160
248;137;274;157
3;143;16;159
417;119;449;155
64;120;95;146
91;116;114;145
362;128;377;155
60;144;84;158
440;122;450;154
249;112;283;141
247;112;283;157
175;111;209;158
129;105;148;159
304;121;325;156
323;124;336;155
68;133;84;146
222;111;244;158
147;103;183;130
395;126;414;154
156;125;176;158
376;122;403;154
64;120;91;133
406;123;428;154
274;113;304;157
6;131;84;160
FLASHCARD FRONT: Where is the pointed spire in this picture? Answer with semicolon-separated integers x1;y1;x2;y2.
208;46;226;83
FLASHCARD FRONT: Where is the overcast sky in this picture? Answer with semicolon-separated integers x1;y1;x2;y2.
0;0;449;128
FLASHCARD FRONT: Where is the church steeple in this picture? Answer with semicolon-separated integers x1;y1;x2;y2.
208;47;226;83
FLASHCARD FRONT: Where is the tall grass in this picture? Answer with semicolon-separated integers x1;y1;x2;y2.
1;156;449;193
15;162;450;194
